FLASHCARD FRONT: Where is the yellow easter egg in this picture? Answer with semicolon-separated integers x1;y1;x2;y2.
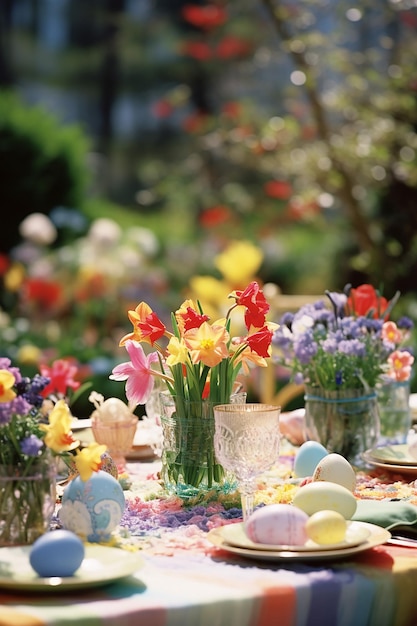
305;510;347;545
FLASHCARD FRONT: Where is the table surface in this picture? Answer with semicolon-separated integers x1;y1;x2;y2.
2;435;417;626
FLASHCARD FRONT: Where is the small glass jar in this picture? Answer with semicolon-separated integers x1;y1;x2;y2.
376;378;411;446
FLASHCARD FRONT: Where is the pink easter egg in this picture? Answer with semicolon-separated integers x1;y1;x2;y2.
245;504;309;546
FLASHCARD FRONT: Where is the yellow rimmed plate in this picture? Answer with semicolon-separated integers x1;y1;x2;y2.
207;521;390;562
0;545;143;591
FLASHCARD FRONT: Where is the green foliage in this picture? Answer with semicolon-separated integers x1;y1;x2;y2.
0;92;90;251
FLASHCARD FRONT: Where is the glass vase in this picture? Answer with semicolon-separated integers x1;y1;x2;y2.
304;386;380;465
376;378;411;446
0;459;57;546
160;392;245;498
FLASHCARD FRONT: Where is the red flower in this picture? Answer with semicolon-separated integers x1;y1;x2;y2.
180;41;212;61
221;101;241;119
180;307;210;331
245;327;274;358
232;281;270;329
24;277;62;310
152;100;174;118
182;112;209;133
199;205;232;228
347;284;389;319
138;312;167;345
182;4;228;30
264;180;292;199
215;36;252;59
0;254;10;275
40;358;81;397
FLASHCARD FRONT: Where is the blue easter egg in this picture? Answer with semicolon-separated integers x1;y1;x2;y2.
30;530;85;578
59;470;125;543
294;441;329;478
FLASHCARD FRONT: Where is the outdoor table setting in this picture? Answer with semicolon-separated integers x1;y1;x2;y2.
3;420;417;626
2;282;417;626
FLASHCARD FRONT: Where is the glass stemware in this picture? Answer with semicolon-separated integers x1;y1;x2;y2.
213;403;281;521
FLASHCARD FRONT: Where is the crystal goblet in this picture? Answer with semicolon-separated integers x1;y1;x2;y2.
213;403;280;521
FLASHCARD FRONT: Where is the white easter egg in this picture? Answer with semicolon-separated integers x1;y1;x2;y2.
312;453;356;492
293;441;329;478
245;504;309;546
292;480;357;520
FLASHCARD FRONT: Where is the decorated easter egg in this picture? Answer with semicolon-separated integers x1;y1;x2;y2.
293;441;329;478
292;480;357;519
245;504;309;546
312;453;356;492
59;470;125;543
305;510;347;545
30;530;85;577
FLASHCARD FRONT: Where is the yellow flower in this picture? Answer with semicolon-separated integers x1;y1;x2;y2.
0;370;16;403
214;240;263;285
40;399;78;453
4;262;25;292
16;344;42;366
184;322;230;367
74;442;107;482
166;336;190;366
188;276;231;319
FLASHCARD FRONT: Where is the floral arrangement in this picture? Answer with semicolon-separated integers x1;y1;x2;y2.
110;281;276;492
110;280;276;407
272;283;414;392
0;356;106;544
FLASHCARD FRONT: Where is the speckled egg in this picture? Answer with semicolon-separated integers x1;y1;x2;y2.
59;470;125;543
245;504;309;546
293;441;329;478
292;480;357;519
312;453;356;492
30;530;85;577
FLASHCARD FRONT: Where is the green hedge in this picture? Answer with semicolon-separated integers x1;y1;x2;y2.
0;92;90;252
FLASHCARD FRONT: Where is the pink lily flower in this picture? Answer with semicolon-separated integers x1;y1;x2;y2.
109;340;159;407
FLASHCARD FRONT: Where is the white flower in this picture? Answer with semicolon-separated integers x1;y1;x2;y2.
19;212;57;245
292;314;314;337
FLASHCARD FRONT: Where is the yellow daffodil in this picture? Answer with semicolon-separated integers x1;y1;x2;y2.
40;399;79;453
74;442;107;482
0;369;16;403
184;322;230;367
166;336;190;366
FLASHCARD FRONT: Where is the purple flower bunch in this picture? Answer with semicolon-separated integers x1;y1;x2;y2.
0;357;51;466
272;292;411;391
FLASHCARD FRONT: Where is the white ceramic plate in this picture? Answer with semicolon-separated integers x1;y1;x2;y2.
362;451;417;477
365;444;417;466
207;521;391;562
0;545;143;591
219;521;370;552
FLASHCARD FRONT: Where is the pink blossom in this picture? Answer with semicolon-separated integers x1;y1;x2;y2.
386;349;414;381
109;340;159;406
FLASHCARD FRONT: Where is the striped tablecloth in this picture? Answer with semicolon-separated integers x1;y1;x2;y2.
2;454;417;626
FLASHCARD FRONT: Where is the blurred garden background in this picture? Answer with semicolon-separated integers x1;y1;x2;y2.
1;0;417;413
